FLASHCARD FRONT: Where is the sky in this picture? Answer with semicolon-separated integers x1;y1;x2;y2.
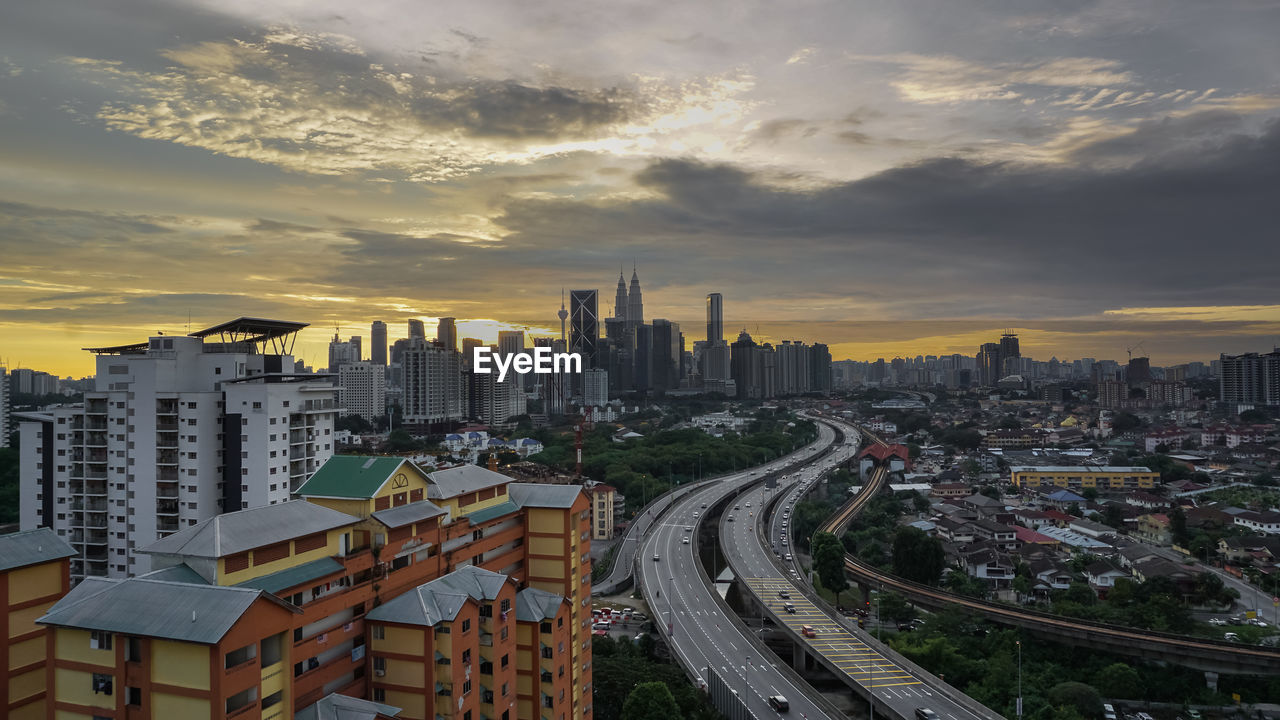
2;0;1280;376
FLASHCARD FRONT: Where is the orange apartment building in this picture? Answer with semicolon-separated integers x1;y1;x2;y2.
31;455;593;720
2;528;75;720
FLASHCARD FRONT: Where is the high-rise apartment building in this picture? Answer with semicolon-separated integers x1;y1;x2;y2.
339;362;388;422
16;318;338;581
568;290;599;370
437;317;457;353
466;360;527;426
371;321;388;366
650;320;682;394
407;319;426;342
977;342;1001;386
999;332;1021;377
402;340;463;431
329;334;362;372
498;331;525;358
582;368;609;408
1220;349;1280;407
30;457;592;720
1;366;9;448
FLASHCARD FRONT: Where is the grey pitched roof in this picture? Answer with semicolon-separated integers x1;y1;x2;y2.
139;563;211;585
140;500;361;559
367;566;510;627
294;692;401;720
0;528;75;572
508;483;584;509
235;557;344;594
38;578;298;643
427;465;511;500
371;500;448;529
516;587;565;622
466;499;520;526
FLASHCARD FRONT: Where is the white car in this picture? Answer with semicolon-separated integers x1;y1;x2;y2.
1208;618;1227;626
682;538;690;544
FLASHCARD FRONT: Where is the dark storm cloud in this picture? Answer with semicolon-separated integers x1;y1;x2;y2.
496;112;1280;316
408;82;631;140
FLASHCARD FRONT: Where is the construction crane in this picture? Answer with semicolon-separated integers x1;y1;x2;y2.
1126;341;1146;361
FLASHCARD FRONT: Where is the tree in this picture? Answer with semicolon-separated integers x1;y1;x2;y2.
1047;681;1104;719
878;591;916;623
1012;574;1033;602
892;526;945;585
381;429;421;453
1094;662;1143;699
1102;504;1126;529
621;681;681;720
1081;487;1099;501
1240;408;1272;423
961;459;982;478
812;531;849;604
979;485;1001;500
907;442;922;460
1169;506;1189;546
1067;502;1082;517
911;492;931;514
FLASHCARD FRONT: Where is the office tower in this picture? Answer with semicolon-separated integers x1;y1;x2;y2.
977;342;1001;386
1220;349;1280;407
999;332;1020;377
706;293;724;344
731;330;759;399
632;324;653;393
407;319;426;342
614;268;628;324
437;316;457;352
402;339;463;430
535;337;571;415
466;348;527;426
569;290;599;369
498;330;525;358
328;333;361;372
370;320;388;365
461;338;484;367
1;366;8;447
650;320;682;394
34;458;592;720
338;361;387;422
626;266;643;331
16;318;337;580
583;368;609;408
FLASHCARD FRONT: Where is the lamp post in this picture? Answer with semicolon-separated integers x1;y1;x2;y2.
1016;639;1023;720
742;656;752;720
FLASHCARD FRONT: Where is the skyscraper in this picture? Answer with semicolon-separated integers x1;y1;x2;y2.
408;318;426;342
402;339;463;430
0;366;8;448
370;320;388;365
706;292;724;345
569;289;599;369
627;266;643;331
327;333;360;371
498;330;525;358
977;342;1001;386
651;319;683;394
614;268;629;324
338;361;387;422
999;332;1021;378
437;316;457;352
557;289;568;342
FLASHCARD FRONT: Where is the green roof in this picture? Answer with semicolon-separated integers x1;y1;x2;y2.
466;499;520;526
235;557;344;595
295;456;408;499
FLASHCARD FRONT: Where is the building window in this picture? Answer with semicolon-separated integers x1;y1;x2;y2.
501;653;509;668
374;657;386;676
480;604;493;618
126;686;142;706
462;618;471;633
373;688;386;702
92;673;113;695
540;622;552;634
462;680;472;696
90;630;113;650
438;624;450;634
500;626;508;641
372;625;385;640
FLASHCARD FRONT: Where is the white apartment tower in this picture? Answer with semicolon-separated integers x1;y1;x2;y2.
338;361;386;422
1;366;9;447
17;318;337;581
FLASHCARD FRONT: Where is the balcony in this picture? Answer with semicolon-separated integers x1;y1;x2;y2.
156;432;179;449
156;500;179;516
156;419;179;432
85;481;108;496
158;467;179;481
86;418;109;431
87;400;109;415
87;450;108;463
156;451;178;465
155;400;178;415
157;518;180;534
86;433;108;447
157;483;179;499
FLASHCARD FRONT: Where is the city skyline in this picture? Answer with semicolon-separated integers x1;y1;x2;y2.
4;1;1280;374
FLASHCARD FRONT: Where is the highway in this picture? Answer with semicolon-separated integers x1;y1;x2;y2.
724;419;997;720
639;420;845;720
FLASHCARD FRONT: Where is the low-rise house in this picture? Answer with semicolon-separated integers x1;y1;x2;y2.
1134;513;1173;545
971;519;1019;551
1125;492;1171;511
1116;544;1161;569
1234;510;1280;536
1085;561;1128;592
963;548;1015;587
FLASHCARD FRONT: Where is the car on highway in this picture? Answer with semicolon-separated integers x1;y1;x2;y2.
783;602;797;614
1208;618;1227;626
592;621;611;631
684;526;692;532
778;590;791;599
1249;618;1269;627
1224;632;1241;641
734;505;740;510
915;709;939;720
767;695;790;712
682;537;689;544
784;553;792;561
652;554;660;562
727;516;735;522
1103;703;1118;720
801;625;816;638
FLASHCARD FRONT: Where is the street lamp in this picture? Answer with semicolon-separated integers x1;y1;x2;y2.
1016;639;1023;720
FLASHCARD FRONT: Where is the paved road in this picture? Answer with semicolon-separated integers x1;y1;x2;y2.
726;419;995;720
640;422;842;720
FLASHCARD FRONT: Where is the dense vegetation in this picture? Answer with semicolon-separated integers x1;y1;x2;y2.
592;634;718;720
889;608;1280;719
529;409;817;513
